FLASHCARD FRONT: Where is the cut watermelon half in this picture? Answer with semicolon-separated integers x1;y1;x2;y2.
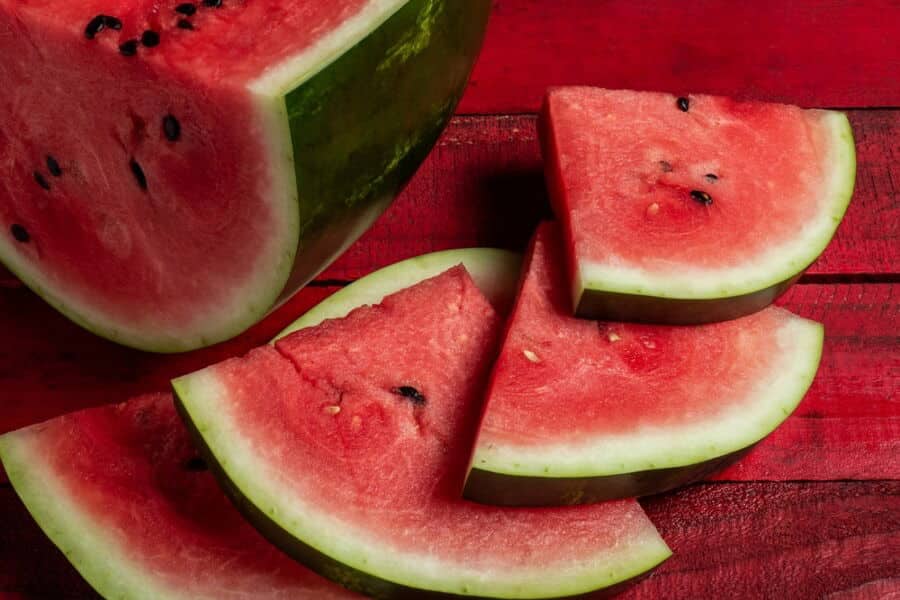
540;87;855;323
0;393;362;599
0;0;489;352
173;259;671;598
464;222;823;506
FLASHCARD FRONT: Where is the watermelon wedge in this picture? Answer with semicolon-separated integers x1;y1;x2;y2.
173;261;671;598
464;222;823;506
0;0;489;352
540;87;856;323
0;393;362;599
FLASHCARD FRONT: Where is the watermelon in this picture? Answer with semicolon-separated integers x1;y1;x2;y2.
540;87;856;323
0;0;489;352
173;261;671;598
464;222;823;507
0;393;362;599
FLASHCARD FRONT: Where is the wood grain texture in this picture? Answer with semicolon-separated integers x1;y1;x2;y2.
319;112;899;281
458;0;900;113
1;481;896;598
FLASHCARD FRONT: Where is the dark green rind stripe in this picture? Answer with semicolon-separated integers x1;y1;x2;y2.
278;0;492;300
464;445;756;508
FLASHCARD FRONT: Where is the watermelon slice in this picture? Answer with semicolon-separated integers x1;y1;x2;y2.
0;0;489;352
173;261;671;598
540;87;856;323
464;222;823;506
0;393;362;599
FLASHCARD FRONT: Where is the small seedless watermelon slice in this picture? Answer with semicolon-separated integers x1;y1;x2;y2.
173;257;671;598
0;0;489;352
540;87;856;323
0;393;361;599
464;223;823;506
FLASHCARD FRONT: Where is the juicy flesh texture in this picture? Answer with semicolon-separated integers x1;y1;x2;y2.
7;393;360;599
479;222;806;447
209;267;661;571
543;87;836;273
0;4;285;332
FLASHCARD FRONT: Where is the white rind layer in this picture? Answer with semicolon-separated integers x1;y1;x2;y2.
472;314;824;479
574;111;856;306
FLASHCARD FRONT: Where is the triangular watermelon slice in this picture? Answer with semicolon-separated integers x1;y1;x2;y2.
464;222;823;506
0;0;489;352
0;393;361;599
540;87;855;323
173;261;671;598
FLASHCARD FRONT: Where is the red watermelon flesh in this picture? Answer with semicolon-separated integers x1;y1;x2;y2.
465;222;823;506
541;87;855;322
0;0;490;351
173;266;671;598
0;393;361;599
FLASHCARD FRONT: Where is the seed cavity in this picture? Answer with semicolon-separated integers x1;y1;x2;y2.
10;224;29;243
690;190;713;206
130;159;148;190
33;171;50;191
119;39;139;56
141;30;160;48
523;349;541;363
163;114;181;141
323;405;341;416
46;156;62;177
177;19;195;30
646;202;660;216
175;3;198;15
103;16;122;30
84;15;106;39
658;160;673;173
677;97;690;112
607;332;621;343
705;173;719;182
183;456;208;471
391;385;426;406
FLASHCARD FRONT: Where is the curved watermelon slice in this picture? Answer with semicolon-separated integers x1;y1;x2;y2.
173;258;671;598
464;222;823;506
540;87;855;323
0;393;362;599
0;0;489;352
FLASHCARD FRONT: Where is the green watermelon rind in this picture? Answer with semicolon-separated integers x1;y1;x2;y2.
466;315;824;490
0;431;185;600
173;248;672;599
572;111;856;322
0;0;490;353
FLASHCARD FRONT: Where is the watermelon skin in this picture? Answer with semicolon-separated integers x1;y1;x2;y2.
0;393;362;599
464;222;824;507
174;262;671;599
539;87;856;324
0;0;489;352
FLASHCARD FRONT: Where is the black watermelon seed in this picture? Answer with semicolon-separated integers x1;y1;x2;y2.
659;160;673;173
677;97;690;112
175;3;197;15
46;156;62;177
391;386;426;406
10;224;29;243
176;18;195;29
33;171;50;190
119;39;139;56
690;190;713;205
103;16;122;30
141;30;160;47
202;0;223;7
184;456;208;471
84;15;106;39
163;114;181;141
705;173;719;182
130;159;148;190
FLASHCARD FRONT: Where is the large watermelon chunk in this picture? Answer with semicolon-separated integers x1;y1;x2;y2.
465;222;823;507
0;393;362;599
173;264;671;598
0;0;489;352
540;87;855;323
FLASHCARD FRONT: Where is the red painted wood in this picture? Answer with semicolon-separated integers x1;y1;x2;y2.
1;481;896;598
320;112;899;281
458;1;900;113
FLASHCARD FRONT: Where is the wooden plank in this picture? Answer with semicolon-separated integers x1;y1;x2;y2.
319;112;899;281
458;0;900;113
1;481;896;598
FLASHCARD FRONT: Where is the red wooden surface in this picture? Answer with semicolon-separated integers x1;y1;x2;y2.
460;0;900;113
1;1;898;597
